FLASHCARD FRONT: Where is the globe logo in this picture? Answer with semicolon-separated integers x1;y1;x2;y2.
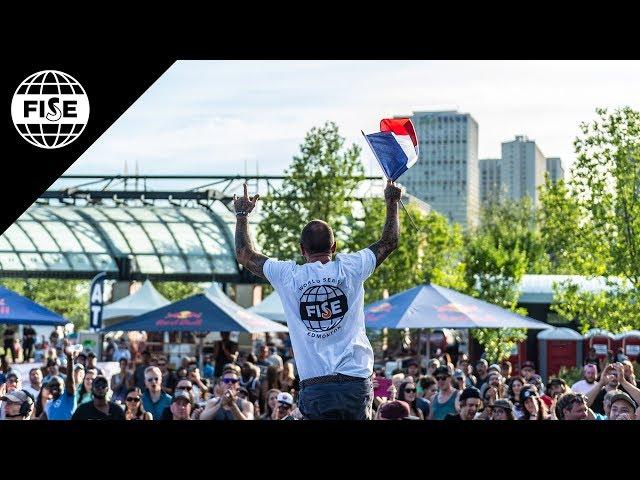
299;285;349;332
11;70;90;149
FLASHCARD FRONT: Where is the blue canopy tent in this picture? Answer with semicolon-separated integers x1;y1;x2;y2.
364;283;552;358
101;286;287;368
0;285;69;326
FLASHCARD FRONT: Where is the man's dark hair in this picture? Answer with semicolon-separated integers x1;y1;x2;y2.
555;392;586;420
300;220;334;255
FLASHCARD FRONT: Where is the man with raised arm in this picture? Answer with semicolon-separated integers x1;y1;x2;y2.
234;180;402;420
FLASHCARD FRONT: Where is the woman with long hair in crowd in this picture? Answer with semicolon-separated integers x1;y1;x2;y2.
76;368;97;405
124;387;152;420
110;358;133;403
398;379;428;419
279;362;295;394
507;375;526;419
259;388;281;420
519;385;549;420
260;365;282;411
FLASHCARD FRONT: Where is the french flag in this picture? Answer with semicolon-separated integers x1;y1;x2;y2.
362;118;419;181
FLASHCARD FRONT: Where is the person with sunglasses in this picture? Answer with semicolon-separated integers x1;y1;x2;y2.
272;392;296;420
199;370;253;420
123;387;152;420
397;380;428;420
71;375;125;420
429;366;459;420
39;347;78;420
141;366;172;421
160;378;204;420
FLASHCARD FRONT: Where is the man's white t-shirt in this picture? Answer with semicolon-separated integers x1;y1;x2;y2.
571;379;597;395
263;248;376;381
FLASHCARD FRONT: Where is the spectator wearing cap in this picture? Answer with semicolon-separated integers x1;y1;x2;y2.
474;359;489;390
272;391;295;420
168;389;194;420
1;389;34;420
40;347;79;420
572;364;598;394
489;398;515;420
555;392;589;420
375;400;420;420
199;368;253;420
75;352;87;369
72;363;85;389
398;379;429;420
71;375;125;420
487;364;501;375
445;387;482;421
429;366;458;420
480;371;506;403
520;385;549;420
0;371;22;419
520;361;536;382
608;391;638;420
142;366;172;421
86;351;104;376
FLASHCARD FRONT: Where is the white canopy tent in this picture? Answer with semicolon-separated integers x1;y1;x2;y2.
102;279;171;327
249;290;286;323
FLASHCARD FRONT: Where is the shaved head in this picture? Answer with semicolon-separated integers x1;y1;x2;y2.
300;220;335;255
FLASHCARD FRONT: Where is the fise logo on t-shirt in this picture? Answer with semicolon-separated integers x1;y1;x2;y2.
299;285;349;334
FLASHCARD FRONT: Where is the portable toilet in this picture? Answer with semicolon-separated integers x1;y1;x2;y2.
538;327;583;381
614;330;640;361
584;328;615;360
508;340;527;376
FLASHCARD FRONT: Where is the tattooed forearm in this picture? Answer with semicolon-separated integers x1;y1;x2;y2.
235;216;268;278
368;202;400;268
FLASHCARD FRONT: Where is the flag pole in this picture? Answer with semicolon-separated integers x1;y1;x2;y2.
361;130;420;232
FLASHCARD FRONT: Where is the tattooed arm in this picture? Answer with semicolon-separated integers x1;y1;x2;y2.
368;180;402;268
234;183;268;279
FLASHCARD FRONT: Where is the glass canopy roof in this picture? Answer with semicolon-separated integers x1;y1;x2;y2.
0;205;239;280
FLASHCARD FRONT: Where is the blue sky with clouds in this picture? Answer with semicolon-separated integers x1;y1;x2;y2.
59;60;640;186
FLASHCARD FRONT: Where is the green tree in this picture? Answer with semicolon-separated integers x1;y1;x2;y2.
548;107;640;332
257;121;365;261
154;281;203;302
538;176;609;275
0;278;89;329
463;198;538;362
346;199;466;304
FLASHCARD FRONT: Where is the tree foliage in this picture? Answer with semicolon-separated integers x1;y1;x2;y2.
0;278;89;329
154;281;203;302
257;121;365;261
549;107;640;332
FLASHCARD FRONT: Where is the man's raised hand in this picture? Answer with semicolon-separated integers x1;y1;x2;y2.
233;183;260;216
384;179;402;205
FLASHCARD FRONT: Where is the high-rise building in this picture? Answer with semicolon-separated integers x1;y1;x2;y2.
501;135;546;206
398;111;479;227
479;158;501;205
545;157;564;184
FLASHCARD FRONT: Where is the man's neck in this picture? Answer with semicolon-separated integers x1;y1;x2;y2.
32;382;41;390
305;253;332;264
94;398;108;409
149;389;162;401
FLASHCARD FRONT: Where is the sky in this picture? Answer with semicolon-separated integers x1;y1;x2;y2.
57;60;640;189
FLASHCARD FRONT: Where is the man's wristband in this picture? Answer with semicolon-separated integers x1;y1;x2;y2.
236;211;248;217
